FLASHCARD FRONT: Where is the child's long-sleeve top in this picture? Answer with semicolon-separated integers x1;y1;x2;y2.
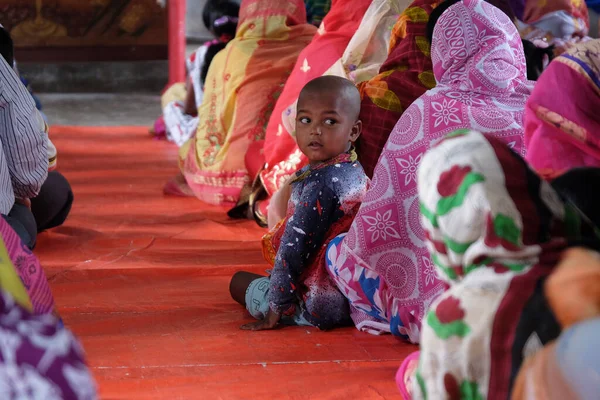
267;153;368;329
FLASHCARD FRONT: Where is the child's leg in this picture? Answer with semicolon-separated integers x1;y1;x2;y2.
230;271;264;306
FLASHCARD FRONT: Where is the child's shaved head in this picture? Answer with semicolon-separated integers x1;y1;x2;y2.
299;76;361;121
296;76;363;164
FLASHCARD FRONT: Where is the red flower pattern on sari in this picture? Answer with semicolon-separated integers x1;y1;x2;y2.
437;165;472;197
435;296;465;324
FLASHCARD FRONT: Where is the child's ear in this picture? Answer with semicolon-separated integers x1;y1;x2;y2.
350;120;362;142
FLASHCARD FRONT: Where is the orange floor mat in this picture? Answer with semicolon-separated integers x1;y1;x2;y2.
36;126;416;399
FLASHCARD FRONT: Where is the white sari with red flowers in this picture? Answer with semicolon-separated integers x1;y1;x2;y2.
412;129;593;399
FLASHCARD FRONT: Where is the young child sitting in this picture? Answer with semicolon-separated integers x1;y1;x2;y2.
229;76;369;331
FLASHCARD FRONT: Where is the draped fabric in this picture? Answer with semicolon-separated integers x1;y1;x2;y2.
162;45;208;147
259;0;404;197
179;0;316;207
357;0;440;178
0;219;95;398
412;129;599;400
525;39;600;179
326;0;532;343
0;289;97;399
0;218;56;315
516;0;590;54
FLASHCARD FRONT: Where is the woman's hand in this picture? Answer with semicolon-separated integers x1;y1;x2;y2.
241;309;282;331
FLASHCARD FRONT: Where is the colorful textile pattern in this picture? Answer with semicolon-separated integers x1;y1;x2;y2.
259;0;403;197
179;0;316;207
522;0;589;36
525;39;600;180
264;152;368;329
326;0;532;343
414;130;598;400
0;218;56;315
0;290;97;399
163;45;208;147
512;247;600;400
305;0;332;26
357;0;440;178
517;0;590;54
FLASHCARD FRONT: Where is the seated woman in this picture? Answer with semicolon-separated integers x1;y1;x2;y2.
251;0;395;224
398;129;600;400
358;0;531;177
516;0;591;55
525;39;600;180
153;0;239;146
166;0;317;206
324;0;533;343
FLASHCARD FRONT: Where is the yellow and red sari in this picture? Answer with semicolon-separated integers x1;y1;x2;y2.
179;0;316;207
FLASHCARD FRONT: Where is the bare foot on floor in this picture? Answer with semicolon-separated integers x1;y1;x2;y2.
163;174;195;197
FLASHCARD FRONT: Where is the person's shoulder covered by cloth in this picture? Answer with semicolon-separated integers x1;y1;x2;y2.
0;56;48;199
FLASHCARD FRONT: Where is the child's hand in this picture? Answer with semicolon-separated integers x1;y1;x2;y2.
241;309;281;331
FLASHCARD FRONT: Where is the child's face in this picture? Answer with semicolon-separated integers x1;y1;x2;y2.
296;91;361;165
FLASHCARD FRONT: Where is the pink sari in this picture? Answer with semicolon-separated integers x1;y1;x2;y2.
0;218;55;315
525;39;600;180
325;0;533;343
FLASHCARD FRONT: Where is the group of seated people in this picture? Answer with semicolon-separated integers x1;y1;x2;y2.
0;0;598;396
153;0;600;398
0;25;97;398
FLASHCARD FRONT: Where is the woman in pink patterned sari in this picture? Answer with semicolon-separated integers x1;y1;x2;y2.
325;0;533;343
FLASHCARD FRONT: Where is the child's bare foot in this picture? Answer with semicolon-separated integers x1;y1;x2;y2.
163;174;195;197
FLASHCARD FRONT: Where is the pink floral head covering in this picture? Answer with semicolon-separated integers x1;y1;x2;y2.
432;0;529;95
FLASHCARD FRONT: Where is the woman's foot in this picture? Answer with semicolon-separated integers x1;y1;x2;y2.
163;174;195;197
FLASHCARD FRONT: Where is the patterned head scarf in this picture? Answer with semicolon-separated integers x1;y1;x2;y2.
418;129;569;283
432;0;529;94
414;129;600;399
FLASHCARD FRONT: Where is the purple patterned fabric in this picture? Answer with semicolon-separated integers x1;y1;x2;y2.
0;290;97;399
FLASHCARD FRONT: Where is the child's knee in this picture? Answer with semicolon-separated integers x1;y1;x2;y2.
229;271;245;296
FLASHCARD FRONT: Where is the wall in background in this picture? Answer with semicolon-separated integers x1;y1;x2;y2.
186;0;210;40
4;0;167;62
